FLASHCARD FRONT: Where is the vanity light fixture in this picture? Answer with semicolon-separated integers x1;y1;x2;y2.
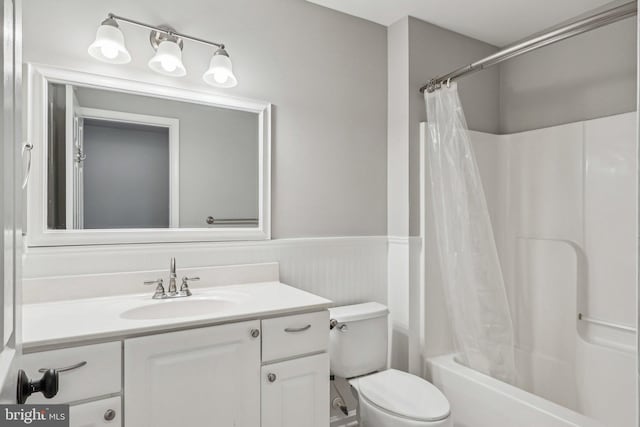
87;18;131;64
88;13;238;87
147;28;186;77
203;48;238;88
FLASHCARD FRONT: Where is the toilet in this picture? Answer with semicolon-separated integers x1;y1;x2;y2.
329;302;452;427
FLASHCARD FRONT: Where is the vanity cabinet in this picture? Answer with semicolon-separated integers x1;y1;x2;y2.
22;305;329;427
261;353;329;427
124;320;261;427
261;311;330;427
69;397;122;427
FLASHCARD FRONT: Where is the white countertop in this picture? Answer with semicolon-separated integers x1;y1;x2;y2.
22;281;332;350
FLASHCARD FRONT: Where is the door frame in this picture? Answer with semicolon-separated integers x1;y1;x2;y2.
0;0;22;403
73;107;180;228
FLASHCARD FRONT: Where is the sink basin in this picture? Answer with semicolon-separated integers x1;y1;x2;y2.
120;297;237;320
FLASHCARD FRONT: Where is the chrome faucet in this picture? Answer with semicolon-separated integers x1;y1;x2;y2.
143;257;199;299
143;278;166;299
167;257;178;296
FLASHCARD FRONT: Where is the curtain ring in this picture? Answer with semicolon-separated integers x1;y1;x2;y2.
446;78;451;88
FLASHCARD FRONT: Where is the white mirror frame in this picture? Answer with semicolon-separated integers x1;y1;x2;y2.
26;64;271;246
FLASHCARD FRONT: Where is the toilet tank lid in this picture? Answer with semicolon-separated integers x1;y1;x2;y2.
329;302;388;322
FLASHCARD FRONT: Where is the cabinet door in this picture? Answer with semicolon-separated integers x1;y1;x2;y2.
261;353;329;427
70;396;121;427
125;320;260;427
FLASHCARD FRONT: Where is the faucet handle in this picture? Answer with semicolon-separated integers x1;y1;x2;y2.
144;278;166;299
180;277;199;296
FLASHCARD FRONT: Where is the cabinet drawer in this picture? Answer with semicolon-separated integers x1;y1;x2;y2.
22;342;121;404
262;311;328;362
70;396;121;427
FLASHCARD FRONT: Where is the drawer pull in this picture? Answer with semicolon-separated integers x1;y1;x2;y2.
267;373;277;383
284;324;312;333
38;361;87;373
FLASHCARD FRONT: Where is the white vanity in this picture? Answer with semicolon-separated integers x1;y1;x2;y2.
18;62;332;426
21;276;331;427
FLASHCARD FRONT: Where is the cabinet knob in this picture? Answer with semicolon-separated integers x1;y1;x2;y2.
250;328;260;338
104;409;116;421
267;373;277;383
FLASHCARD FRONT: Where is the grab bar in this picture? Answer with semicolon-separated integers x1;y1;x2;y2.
206;216;258;225
578;313;636;333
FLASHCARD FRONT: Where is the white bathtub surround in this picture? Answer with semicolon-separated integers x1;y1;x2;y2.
420;112;637;427
22;281;331;350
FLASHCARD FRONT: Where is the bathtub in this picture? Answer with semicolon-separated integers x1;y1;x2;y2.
426;354;604;427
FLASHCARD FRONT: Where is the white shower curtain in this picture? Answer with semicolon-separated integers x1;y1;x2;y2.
424;82;516;384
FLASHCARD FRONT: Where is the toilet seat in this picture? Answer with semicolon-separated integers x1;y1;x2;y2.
352;369;450;422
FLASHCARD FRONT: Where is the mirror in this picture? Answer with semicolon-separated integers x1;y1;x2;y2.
28;65;271;246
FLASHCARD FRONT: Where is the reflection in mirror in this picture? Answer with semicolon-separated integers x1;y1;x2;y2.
46;83;259;230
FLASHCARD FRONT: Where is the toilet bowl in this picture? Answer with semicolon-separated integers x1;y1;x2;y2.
350;369;451;427
329;303;452;427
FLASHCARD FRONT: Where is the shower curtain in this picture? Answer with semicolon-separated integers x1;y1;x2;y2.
424;82;516;384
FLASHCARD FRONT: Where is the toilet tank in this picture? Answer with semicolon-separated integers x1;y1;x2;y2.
328;302;389;378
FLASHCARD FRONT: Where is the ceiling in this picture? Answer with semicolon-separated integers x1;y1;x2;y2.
305;0;617;46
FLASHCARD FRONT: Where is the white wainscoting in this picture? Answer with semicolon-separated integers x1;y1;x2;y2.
23;236;388;307
387;236;423;373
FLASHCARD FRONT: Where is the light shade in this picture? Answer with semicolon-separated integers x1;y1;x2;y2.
88;19;131;64
203;49;238;88
148;40;187;77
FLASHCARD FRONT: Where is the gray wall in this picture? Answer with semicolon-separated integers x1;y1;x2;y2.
409;17;501;135
23;0;388;238
499;17;637;133
47;83;67;229
407;17;500;235
83;121;170;229
387;17;501;237
76;87;259;228
387;17;410;237
400;14;637;232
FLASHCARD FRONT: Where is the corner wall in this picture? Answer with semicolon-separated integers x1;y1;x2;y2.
408;17;500;236
387;16;501;373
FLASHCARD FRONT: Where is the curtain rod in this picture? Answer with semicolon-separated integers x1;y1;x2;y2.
419;1;637;93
